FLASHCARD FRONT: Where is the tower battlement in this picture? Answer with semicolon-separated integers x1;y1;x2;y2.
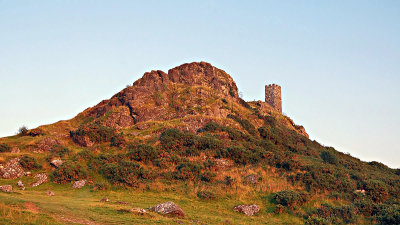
265;84;282;112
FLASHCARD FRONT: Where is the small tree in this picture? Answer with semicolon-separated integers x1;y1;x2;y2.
18;126;28;136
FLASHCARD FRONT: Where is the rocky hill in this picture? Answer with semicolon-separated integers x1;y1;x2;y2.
0;62;399;224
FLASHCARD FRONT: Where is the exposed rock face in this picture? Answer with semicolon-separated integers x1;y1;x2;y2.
0;158;24;179
233;204;260;216
0;185;13;192
152;201;185;217
50;159;63;168
31;173;48;187
71;135;93;147
245;174;260;184
72;180;86;189
80;62;239;129
37;137;60;152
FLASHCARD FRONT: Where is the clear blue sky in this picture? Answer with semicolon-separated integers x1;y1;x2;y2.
1;1;399;168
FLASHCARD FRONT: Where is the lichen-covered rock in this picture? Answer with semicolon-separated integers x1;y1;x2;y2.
46;190;55;196
130;208;148;215
71;135;93;147
0;158;24;179
37;137;60;152
50;159;63;168
31;173;48;187
245;174;260;184
233;204;260;216
152;201;185;217
214;158;234;170
72;180;86;189
17;180;25;190
0;185;13;192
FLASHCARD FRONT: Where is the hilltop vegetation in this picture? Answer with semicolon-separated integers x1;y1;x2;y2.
1;62;399;224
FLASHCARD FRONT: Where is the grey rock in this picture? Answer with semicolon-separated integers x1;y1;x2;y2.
152;201;185;217
0;185;13;192
233;204;260;216
72;180;86;189
31;173;48;187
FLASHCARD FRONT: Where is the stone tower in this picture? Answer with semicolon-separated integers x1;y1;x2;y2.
265;84;282;112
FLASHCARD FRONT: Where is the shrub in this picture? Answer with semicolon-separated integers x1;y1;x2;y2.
202;122;220;132
196;135;223;151
75;149;95;162
216;146;254;165
363;179;389;203
273;190;306;208
320;151;338;164
316;204;356;224
228;114;257;135
174;162;203;180
70;122;117;143
258;126;270;138
18;126;28;136
197;190;216;200
110;133;125;147
0;143;11;153
160;128;196;150
224;176;234;186
200;171;216;182
100;160;141;186
50;161;87;184
126;144;159;162
19;155;42;170
90;182;110;192
375;204;400;225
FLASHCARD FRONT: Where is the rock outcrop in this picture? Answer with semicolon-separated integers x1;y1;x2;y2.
72;180;86;189
50;159;63;168
17;180;25;190
0;158;24;179
152;201;185;217
31;173;48;187
233;204;260;216
0;185;13;192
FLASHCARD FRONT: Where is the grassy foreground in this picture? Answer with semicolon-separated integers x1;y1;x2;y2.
0;181;303;225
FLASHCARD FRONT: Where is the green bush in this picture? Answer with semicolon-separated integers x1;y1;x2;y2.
320;151;338;164
200;171;216;182
50;161;87;184
160;128;196;150
228;114;257;135
49;145;71;158
258;126;270;138
216;146;255;165
196;135;223;151
126;144;159;162
273;190;306;208
18;126;29;136
0;143;11;152
100;160;141;186
74;149;95;162
375;204;400;225
316;204;356;224
70;122;117;143
174;162;203;180
363;179;389;203
19;155;42;170
202;122;220;132
197;190;216;200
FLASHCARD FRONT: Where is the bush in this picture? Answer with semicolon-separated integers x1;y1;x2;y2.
216;146;254;165
363;179;389;203
316;204;356;224
228;114;257;135
200;171;216;182
50;161;87;184
126;144;159;162
99;160;141;186
18;126;28;136
196;135;223;151
375;204;400;225
320;151;338;164
174;162;203;180
160;128;196;150
258;126;270;138
70;122;117;143
273;190;306;208
75;149;95;162
19;155;42;170
202;122;220;132
197;190;216;200
0;143;11;153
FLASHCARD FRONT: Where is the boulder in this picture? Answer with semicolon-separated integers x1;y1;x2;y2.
37;137;60;152
0;158;24;179
17;180;25;190
0;185;13;192
233;204;260;216
31;173;48;187
152;201;185;217
46;190;55;196
245;174;260;184
214;158;234;170
100;197;109;202
130;208;148;215
11;147;20;153
50;159;63;168
72;180;86;189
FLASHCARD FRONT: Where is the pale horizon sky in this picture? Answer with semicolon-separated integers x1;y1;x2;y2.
1;1;399;168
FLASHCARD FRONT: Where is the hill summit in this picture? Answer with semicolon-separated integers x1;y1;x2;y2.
0;62;399;224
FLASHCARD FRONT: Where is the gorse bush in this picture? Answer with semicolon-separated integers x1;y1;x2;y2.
273;190;307;208
19;155;42;170
320;151;338;164
99;160;141;186
50;161;87;184
49;145;71;158
70;122;117;143
160;128;196;150
126;144;159;162
174;162;203;180
363;179;388;203
0;143;11;152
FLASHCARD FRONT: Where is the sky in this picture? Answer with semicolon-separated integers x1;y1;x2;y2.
0;1;399;168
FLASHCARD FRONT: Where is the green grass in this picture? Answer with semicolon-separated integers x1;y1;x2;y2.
0;182;303;224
